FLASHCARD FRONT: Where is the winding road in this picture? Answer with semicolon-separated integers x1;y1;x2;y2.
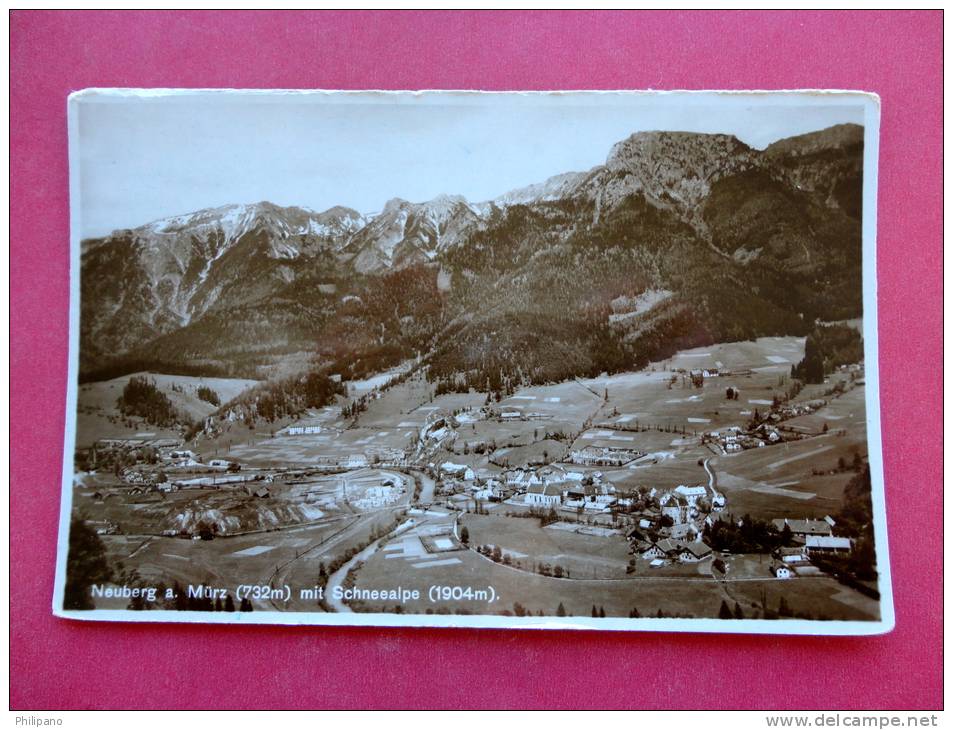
703;458;717;491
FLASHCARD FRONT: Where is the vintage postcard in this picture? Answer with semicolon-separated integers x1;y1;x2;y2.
54;89;891;633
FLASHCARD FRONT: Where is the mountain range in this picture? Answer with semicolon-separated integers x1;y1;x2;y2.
79;123;864;390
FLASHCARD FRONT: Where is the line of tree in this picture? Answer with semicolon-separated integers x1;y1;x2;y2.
792;323;863;384
63;518;113;610
215;369;347;429
703;514;791;554
79;358;233;384
195;385;221;406
116;376;182;428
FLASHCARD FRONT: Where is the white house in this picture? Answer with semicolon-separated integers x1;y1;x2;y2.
286;424;323;435
440;462;475;480
674;484;708;507
507;470;542;488
570;445;640;467
663;522;698;541
772;517;835;538
660;498;684;524
678;542;713;562
472;486;500;502
638;541;665;560
775;546;809;564
771;562;793;579
525;482;562;507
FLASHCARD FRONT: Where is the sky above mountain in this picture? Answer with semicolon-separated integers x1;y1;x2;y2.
74;90;867;238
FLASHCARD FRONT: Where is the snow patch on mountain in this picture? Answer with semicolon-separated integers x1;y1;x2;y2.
493;170;591;207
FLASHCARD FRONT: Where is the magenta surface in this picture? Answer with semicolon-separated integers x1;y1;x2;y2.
10;10;942;710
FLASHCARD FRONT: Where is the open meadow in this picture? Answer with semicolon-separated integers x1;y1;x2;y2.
76;372;259;448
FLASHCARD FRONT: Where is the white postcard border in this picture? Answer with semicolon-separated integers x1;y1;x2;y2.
52;89;893;635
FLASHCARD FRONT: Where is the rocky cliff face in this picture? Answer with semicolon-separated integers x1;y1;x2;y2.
80;202;364;369
80;124;865;381
345;195;485;273
764;124;865;219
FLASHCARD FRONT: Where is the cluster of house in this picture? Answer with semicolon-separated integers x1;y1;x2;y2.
436;462;628;513
491;408;550;422
621;484;722;551
773;517;851;550
772;399;826;421
438;462;508;502
305;447;407;470
703;397;832;455
349;476;404;510
705;425;783;454
509;466;620;512
660;484;725;529
626;515;855;578
634;536;714;566
569;444;643;467
84;519;119;536
768;517;852;579
88;437;189;468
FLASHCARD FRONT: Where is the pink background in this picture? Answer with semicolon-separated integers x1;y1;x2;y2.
11;11;942;710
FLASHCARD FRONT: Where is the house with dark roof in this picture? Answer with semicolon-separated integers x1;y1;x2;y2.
525;482;562;507
772;517;835;538
677;542;713;562
774;546;810;564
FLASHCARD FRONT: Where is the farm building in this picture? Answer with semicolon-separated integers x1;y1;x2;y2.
677;542;713;563
772;517;835;538
284;424;323;435
804;535;852;554
674;484;707;507
659;491;688;523
441;462;476;481
472;485;503;502
662;522;699;541
771;562;793;579
525;482;562;507
343;454;369;469
570;445;641;467
564;483;599;501
774;546;810;564
505;470;542;488
85;520;118;536
638;541;665;560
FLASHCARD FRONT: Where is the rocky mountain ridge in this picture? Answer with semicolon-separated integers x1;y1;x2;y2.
79;124;864;382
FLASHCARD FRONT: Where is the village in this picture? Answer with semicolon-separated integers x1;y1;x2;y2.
70;336;876;619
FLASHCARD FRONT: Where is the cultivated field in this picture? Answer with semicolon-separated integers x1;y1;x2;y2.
460;513;631;579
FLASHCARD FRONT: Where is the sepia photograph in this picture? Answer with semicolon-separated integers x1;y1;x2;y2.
54;89;890;632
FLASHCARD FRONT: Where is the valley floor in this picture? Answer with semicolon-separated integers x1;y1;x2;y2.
68;335;878;623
